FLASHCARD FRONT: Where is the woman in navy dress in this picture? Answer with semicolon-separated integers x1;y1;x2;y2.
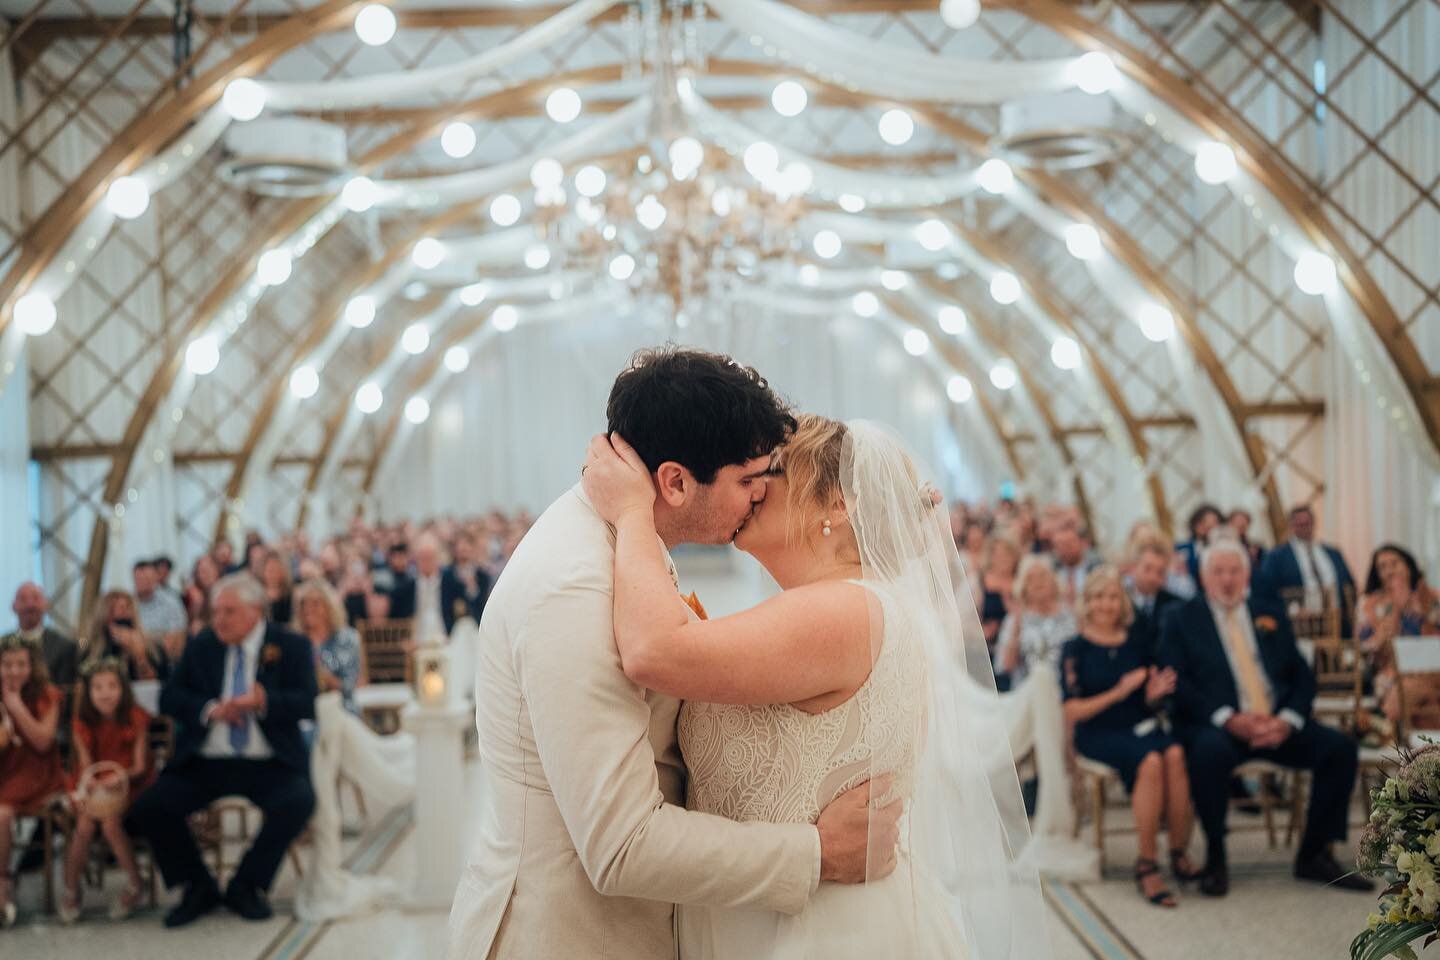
1061;566;1199;907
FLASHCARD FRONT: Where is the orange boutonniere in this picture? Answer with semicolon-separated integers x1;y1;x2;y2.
1255;615;1279;633
261;643;282;666
683;592;709;621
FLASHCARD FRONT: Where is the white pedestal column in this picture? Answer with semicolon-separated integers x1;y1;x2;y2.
402;702;472;909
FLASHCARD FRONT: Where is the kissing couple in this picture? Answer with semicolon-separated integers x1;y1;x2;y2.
449;346;1050;959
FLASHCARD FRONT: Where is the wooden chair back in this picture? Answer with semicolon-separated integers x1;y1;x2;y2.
357;618;415;686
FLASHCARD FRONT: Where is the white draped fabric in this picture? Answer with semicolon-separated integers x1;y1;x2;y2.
297;692;416;922
705;0;1081;104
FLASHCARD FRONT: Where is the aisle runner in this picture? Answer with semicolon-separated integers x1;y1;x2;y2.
257;804;415;960
1045;878;1146;960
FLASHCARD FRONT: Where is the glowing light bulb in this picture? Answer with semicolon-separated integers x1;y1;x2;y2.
459;283;488;307
345;295;376;328
404;396;431;424
489;193;521;227
636;196;667;231
222;78;265;121
411;237;446;270
878;109;914;146
609;253;636;281
13;292;56;336
1050;336;1081;370
771;81;808;117
256;248;292;286
916;219;950;252
798;264;820;287
530;158;564;191
939;0;981;30
938;305;967;334
354;4;397;46
989;271;1021;304
743;142;780;180
341;176;379;213
852;291;879;317
440;122;476;159
838;194;866;213
355;381;383;414
575;165;606;198
669;137;704;179
401;322;429;355
491;305;518;332
1137;303;1175;342
1194;141;1238;185
1294;250;1337;296
880;270;907;291
443;345;470;372
812;230;842;260
545;87;582;123
946;375;973;403
976;158;1015;195
289;365;319;399
106;176;149;219
1063;223;1103;261
185;334;220;375
903;329;930;356
1072;51;1119;95
989;360;1017;390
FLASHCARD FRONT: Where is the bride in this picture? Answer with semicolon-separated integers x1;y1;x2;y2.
582;414;1051;959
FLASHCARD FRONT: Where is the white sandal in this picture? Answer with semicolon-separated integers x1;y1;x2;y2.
57;890;81;925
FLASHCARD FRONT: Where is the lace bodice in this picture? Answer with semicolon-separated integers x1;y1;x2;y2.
679;580;927;825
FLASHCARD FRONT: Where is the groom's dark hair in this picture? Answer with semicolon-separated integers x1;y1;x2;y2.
607;346;796;484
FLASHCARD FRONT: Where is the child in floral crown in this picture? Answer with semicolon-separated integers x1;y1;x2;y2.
58;657;154;923
0;634;65;927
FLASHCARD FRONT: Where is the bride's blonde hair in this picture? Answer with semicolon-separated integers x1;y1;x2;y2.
774;414;848;550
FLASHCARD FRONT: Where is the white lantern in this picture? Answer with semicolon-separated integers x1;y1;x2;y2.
415;646;450;706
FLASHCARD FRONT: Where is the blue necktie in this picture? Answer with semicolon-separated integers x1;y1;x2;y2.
229;648;250;754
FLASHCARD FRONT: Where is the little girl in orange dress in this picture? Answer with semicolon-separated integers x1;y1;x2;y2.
0;635;65;927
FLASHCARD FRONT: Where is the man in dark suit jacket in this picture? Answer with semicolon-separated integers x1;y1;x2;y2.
381;543;416;619
442;532;491;634
1126;539;1183;659
1258;505;1355;614
1159;540;1370;897
126;574;317;928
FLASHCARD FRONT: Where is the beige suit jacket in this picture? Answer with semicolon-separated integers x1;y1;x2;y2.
448;485;820;960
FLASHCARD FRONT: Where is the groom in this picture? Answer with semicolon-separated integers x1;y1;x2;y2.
449;348;898;959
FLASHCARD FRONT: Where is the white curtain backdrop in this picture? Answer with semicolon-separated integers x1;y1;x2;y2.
0;38;33;598
374;301;1005;520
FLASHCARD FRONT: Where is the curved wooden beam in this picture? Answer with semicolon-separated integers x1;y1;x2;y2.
1016;0;1440;460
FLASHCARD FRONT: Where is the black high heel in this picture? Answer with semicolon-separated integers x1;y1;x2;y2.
1170;848;1203;884
1135;858;1177;908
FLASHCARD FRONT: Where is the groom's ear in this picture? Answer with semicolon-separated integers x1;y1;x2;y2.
654;462;692;508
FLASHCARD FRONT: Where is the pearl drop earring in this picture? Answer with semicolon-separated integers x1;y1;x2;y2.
822;519;832;537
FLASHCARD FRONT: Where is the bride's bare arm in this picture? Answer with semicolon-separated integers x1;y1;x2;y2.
610;508;873;705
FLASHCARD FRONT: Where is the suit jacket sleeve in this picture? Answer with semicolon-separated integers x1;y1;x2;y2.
1158;606;1221;724
261;632;318;725
517;578;819;915
160;635;214;728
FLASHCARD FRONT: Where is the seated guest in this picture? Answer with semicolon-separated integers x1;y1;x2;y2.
1258;504;1355;615
7;581;79;694
153;555;178;595
126;574;317;928
1175;503;1223;585
980;537;1022;655
83;590;162;681
379;543;415;618
185;553;222;635
446;532;492;630
1356;544;1440;728
59;658;155;924
212;539;240;576
134;560;189;667
998;554;1076;685
391;535;448;643
1158;540;1371;897
293;578;364;716
0;635;65;927
1227;509;1266;580
1062;567;1197;907
1050;520;1101;607
261;549;294;625
1126;537;1184;657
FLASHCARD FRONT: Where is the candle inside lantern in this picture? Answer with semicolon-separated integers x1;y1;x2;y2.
420;664;445;704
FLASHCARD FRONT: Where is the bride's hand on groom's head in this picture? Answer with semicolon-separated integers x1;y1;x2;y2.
816;773;903;885
582;432;656;524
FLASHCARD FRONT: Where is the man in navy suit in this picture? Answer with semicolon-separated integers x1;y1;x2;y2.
1158;539;1370;897
1126;538;1184;659
127;574;317;927
1258;504;1355;614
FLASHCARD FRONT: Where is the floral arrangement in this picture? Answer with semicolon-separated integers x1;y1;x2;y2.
1353;745;1440;959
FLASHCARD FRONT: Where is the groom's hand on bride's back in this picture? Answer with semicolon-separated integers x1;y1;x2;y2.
816;774;902;884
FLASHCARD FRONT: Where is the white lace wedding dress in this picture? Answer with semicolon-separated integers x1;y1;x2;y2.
676;580;967;959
